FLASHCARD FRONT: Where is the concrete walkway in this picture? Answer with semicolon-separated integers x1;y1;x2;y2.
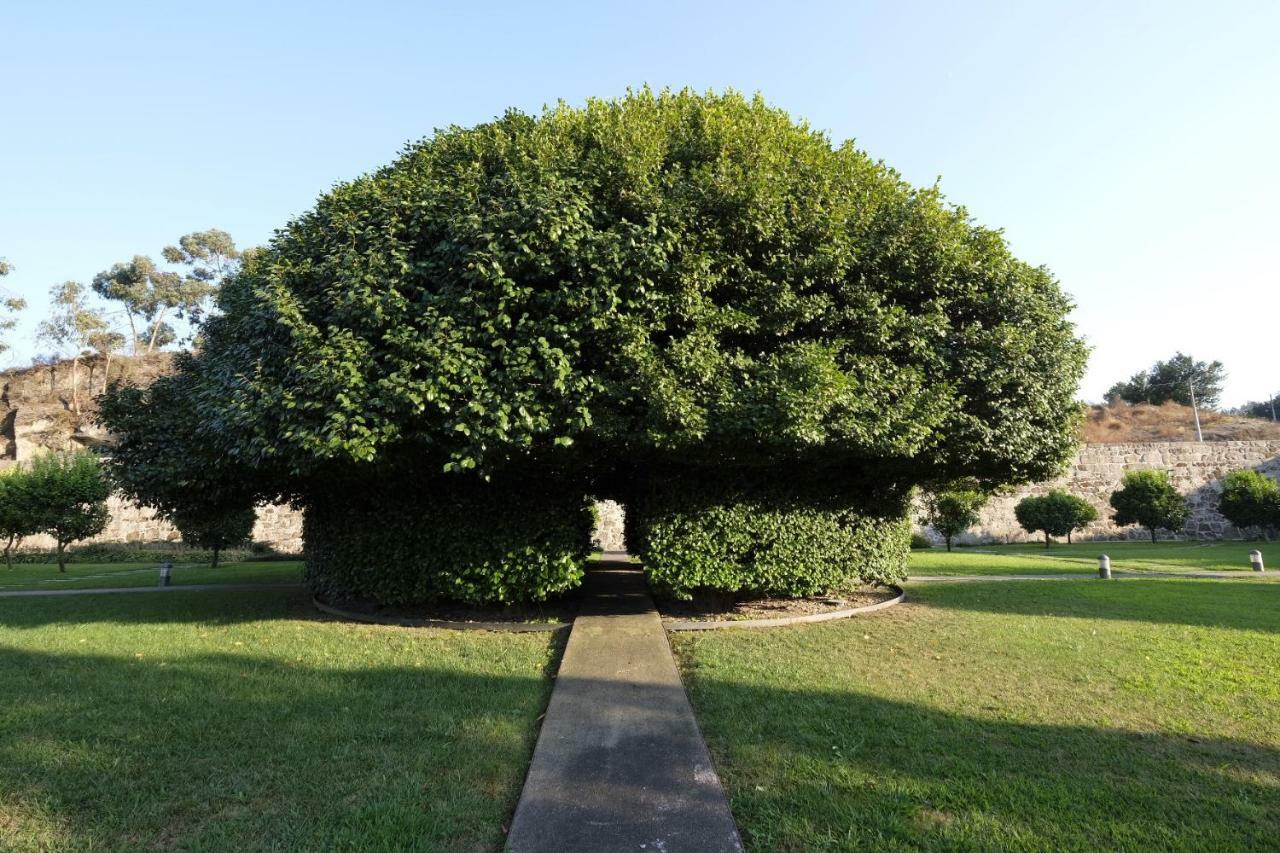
506;555;743;853
909;570;1264;583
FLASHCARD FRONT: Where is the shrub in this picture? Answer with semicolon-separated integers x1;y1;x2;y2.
1015;491;1099;547
627;470;910;600
920;486;988;551
1217;469;1280;537
1110;470;1188;543
909;532;934;550
23;451;111;571
305;469;593;606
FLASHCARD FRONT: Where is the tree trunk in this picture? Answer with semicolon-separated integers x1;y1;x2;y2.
1044;532;1050;548
103;352;113;394
3;535;14;570
127;313;139;355
945;536;952;553
146;308;168;353
1067;531;1073;545
56;540;67;573
1150;527;1157;544
211;547;220;569
71;355;80;414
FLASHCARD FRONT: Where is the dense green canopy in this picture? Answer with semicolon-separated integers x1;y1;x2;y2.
117;89;1084;495
102;89;1088;603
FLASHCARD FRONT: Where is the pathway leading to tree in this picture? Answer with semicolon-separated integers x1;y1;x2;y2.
506;554;743;853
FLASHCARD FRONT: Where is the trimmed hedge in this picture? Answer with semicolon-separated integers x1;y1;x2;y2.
626;472;910;600
305;474;593;606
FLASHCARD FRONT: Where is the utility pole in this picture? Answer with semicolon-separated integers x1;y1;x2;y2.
1190;380;1204;441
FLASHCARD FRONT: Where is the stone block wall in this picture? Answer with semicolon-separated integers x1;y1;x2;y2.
920;440;1280;545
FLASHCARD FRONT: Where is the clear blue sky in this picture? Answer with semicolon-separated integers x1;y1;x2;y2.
2;1;1276;406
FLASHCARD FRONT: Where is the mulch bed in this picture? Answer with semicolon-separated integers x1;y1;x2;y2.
317;590;581;626
656;586;898;622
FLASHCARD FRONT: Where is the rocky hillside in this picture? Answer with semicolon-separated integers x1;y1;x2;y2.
0;353;174;462
1083;399;1280;443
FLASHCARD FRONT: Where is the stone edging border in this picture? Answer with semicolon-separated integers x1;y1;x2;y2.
312;597;571;633
662;585;905;631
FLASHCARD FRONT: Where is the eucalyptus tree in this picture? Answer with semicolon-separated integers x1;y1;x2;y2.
0;258;26;356
36;281;109;413
92;230;241;353
102;89;1088;604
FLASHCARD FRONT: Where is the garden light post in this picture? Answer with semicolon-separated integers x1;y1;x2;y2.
1098;554;1111;579
1189;381;1203;442
1250;550;1265;572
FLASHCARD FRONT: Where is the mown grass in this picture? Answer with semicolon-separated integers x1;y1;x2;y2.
911;540;1277;576
675;577;1280;851
0;560;304;591
0;589;558;851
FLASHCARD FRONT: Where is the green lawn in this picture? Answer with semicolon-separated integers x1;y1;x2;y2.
0;588;558;851
911;540;1277;576
675;577;1280;851
0;560;304;591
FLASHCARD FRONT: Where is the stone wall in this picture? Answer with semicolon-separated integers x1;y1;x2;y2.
920;441;1280;545
5;357;1274;553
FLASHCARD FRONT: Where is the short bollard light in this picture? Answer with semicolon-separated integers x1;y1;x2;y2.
159;561;173;587
1250;550;1265;573
1098;555;1112;579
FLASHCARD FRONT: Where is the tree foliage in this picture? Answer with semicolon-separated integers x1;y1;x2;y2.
1106;353;1226;409
92;230;241;354
1217;469;1280;537
0;257;26;356
100;90;1089;603
22;452;111;572
0;468;40;569
920;485;988;551
1014;490;1098;547
1109;470;1188;543
97;361;264;565
1236;395;1278;421
171;503;256;567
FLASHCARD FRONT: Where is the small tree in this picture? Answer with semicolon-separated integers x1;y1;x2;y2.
0;257;26;356
24;452;111;572
1015;490;1099;547
87;328;127;395
1056;492;1098;543
36;281;110;414
921;486;987;552
1110;470;1188;543
1218;469;1280;539
171;500;256;567
0;467;39;569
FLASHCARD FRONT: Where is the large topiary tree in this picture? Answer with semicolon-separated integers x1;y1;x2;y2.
101;89;1087;604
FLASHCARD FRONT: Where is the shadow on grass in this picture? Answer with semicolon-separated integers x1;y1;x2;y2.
682;678;1280;850
0;587;323;628
907;577;1280;634
0;625;563;849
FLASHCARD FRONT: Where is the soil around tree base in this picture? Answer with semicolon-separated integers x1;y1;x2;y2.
657;585;900;624
312;592;579;632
